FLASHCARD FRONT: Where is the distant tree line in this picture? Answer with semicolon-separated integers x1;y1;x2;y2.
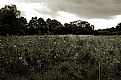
96;23;121;35
0;5;121;36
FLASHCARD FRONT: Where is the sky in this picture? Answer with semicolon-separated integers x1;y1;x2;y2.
0;0;121;29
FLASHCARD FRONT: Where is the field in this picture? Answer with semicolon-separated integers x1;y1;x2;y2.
0;35;121;80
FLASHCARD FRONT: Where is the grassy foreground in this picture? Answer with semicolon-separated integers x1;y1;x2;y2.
0;35;121;80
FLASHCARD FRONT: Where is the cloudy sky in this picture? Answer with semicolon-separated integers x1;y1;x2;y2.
0;0;121;29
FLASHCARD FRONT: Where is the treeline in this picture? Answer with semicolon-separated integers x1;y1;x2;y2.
0;5;121;36
25;17;95;35
96;24;121;35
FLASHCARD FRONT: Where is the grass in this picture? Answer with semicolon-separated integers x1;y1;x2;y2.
0;35;121;80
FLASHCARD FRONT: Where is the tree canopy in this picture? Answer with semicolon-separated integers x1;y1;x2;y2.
0;5;25;35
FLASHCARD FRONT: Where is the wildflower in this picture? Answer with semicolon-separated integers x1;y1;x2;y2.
57;42;60;44
113;58;120;63
54;56;56;58
63;40;66;43
1;45;4;47
27;40;30;43
53;42;57;44
67;50;70;52
13;45;16;48
19;56;23;60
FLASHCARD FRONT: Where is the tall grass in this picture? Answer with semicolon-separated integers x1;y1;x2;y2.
0;35;121;80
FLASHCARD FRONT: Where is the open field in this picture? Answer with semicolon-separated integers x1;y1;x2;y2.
0;35;121;80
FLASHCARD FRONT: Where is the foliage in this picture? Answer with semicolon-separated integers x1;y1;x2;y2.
64;20;95;35
1;35;121;80
46;18;64;34
0;5;25;35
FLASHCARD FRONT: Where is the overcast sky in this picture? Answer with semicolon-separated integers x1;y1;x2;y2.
0;0;121;29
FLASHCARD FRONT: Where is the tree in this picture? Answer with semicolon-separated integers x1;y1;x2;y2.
26;17;38;35
0;4;25;35
46;18;52;30
116;23;121;31
0;5;20;24
38;17;47;34
26;17;47;35
19;17;27;24
46;18;63;34
64;23;73;34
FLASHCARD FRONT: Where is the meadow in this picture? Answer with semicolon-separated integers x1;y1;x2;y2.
0;35;121;80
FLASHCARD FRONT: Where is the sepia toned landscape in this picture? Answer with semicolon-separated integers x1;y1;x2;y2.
1;0;121;80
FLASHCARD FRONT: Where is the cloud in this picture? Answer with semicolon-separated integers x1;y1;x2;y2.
16;0;121;19
86;18;117;29
44;0;121;19
1;0;121;19
55;11;81;24
15;2;53;21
